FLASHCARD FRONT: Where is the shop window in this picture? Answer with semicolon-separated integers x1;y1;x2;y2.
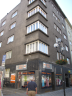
5;69;10;78
41;72;52;88
18;71;35;88
56;74;62;86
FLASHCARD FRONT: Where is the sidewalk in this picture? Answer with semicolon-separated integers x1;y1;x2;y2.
2;87;72;96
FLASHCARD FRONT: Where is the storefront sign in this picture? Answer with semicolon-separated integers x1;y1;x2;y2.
10;73;15;83
43;63;52;69
16;64;27;70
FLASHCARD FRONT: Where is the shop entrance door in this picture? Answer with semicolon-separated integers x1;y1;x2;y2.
52;72;55;90
65;74;69;87
17;74;22;89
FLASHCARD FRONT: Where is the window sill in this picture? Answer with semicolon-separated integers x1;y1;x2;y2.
24;51;50;57
25;29;49;37
26;12;48;21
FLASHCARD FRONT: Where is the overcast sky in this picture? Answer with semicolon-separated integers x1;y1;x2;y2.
0;0;72;25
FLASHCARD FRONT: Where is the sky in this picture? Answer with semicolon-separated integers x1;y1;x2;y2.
56;0;72;25
0;0;72;25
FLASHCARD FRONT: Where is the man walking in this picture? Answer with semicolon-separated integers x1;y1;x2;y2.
26;77;37;96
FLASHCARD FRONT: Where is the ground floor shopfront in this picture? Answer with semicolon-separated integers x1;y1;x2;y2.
3;59;72;93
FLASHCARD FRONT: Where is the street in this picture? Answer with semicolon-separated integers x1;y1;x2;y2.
2;87;72;96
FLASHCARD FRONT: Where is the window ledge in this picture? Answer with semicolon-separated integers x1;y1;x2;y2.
26;12;48;21
24;51;50;57
25;29;49;37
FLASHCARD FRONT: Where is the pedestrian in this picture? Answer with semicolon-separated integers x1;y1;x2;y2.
26;77;37;96
0;77;2;96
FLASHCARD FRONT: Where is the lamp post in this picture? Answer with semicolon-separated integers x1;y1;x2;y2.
54;38;66;96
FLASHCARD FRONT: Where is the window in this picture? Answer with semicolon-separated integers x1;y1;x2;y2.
54;24;56;29
7;35;14;44
63;34;67;39
57;52;59;60
6;51;12;59
54;24;61;34
28;6;46;18
26;41;48;54
61;16;63;21
69;41;72;45
12;11;17;18
57;52;63;60
55;37;58;43
62;24;65;29
0;31;4;36
67;58;70;64
10;22;16;29
53;13;60;23
27;21;47;34
0;42;2;47
65;45;68;51
68;32;70;36
41;0;46;5
29;0;35;4
2;20;6;26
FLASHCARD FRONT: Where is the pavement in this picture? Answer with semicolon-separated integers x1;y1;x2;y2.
2;87;72;96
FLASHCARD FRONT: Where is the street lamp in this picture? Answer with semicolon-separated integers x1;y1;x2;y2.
54;38;66;96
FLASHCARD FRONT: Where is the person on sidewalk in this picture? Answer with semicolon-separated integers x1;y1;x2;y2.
26;77;37;96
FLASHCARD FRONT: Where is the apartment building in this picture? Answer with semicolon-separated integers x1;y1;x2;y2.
0;0;72;93
65;18;72;65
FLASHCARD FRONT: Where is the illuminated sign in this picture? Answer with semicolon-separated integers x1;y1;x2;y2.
43;63;52;69
42;71;51;75
16;64;27;70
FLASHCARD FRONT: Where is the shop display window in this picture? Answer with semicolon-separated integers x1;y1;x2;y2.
56;74;62;86
41;72;52;88
69;74;72;86
18;71;35;88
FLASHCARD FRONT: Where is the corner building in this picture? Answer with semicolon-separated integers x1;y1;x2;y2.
0;0;72;93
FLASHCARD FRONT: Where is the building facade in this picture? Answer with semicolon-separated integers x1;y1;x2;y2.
65;18;72;64
0;0;72;93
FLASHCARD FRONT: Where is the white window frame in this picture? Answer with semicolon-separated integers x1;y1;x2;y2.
65;45;68;51
63;34;67;39
26;40;48;55
10;22;16;29
0;42;2;47
0;31;4;36
12;11;17;18
57;52;59;60
7;35;14;44
67;58;70;64
2;21;6;26
6;51;12;59
28;6;46;18
27;21;47;34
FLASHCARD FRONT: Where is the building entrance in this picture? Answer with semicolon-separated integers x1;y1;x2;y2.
65;74;69;87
